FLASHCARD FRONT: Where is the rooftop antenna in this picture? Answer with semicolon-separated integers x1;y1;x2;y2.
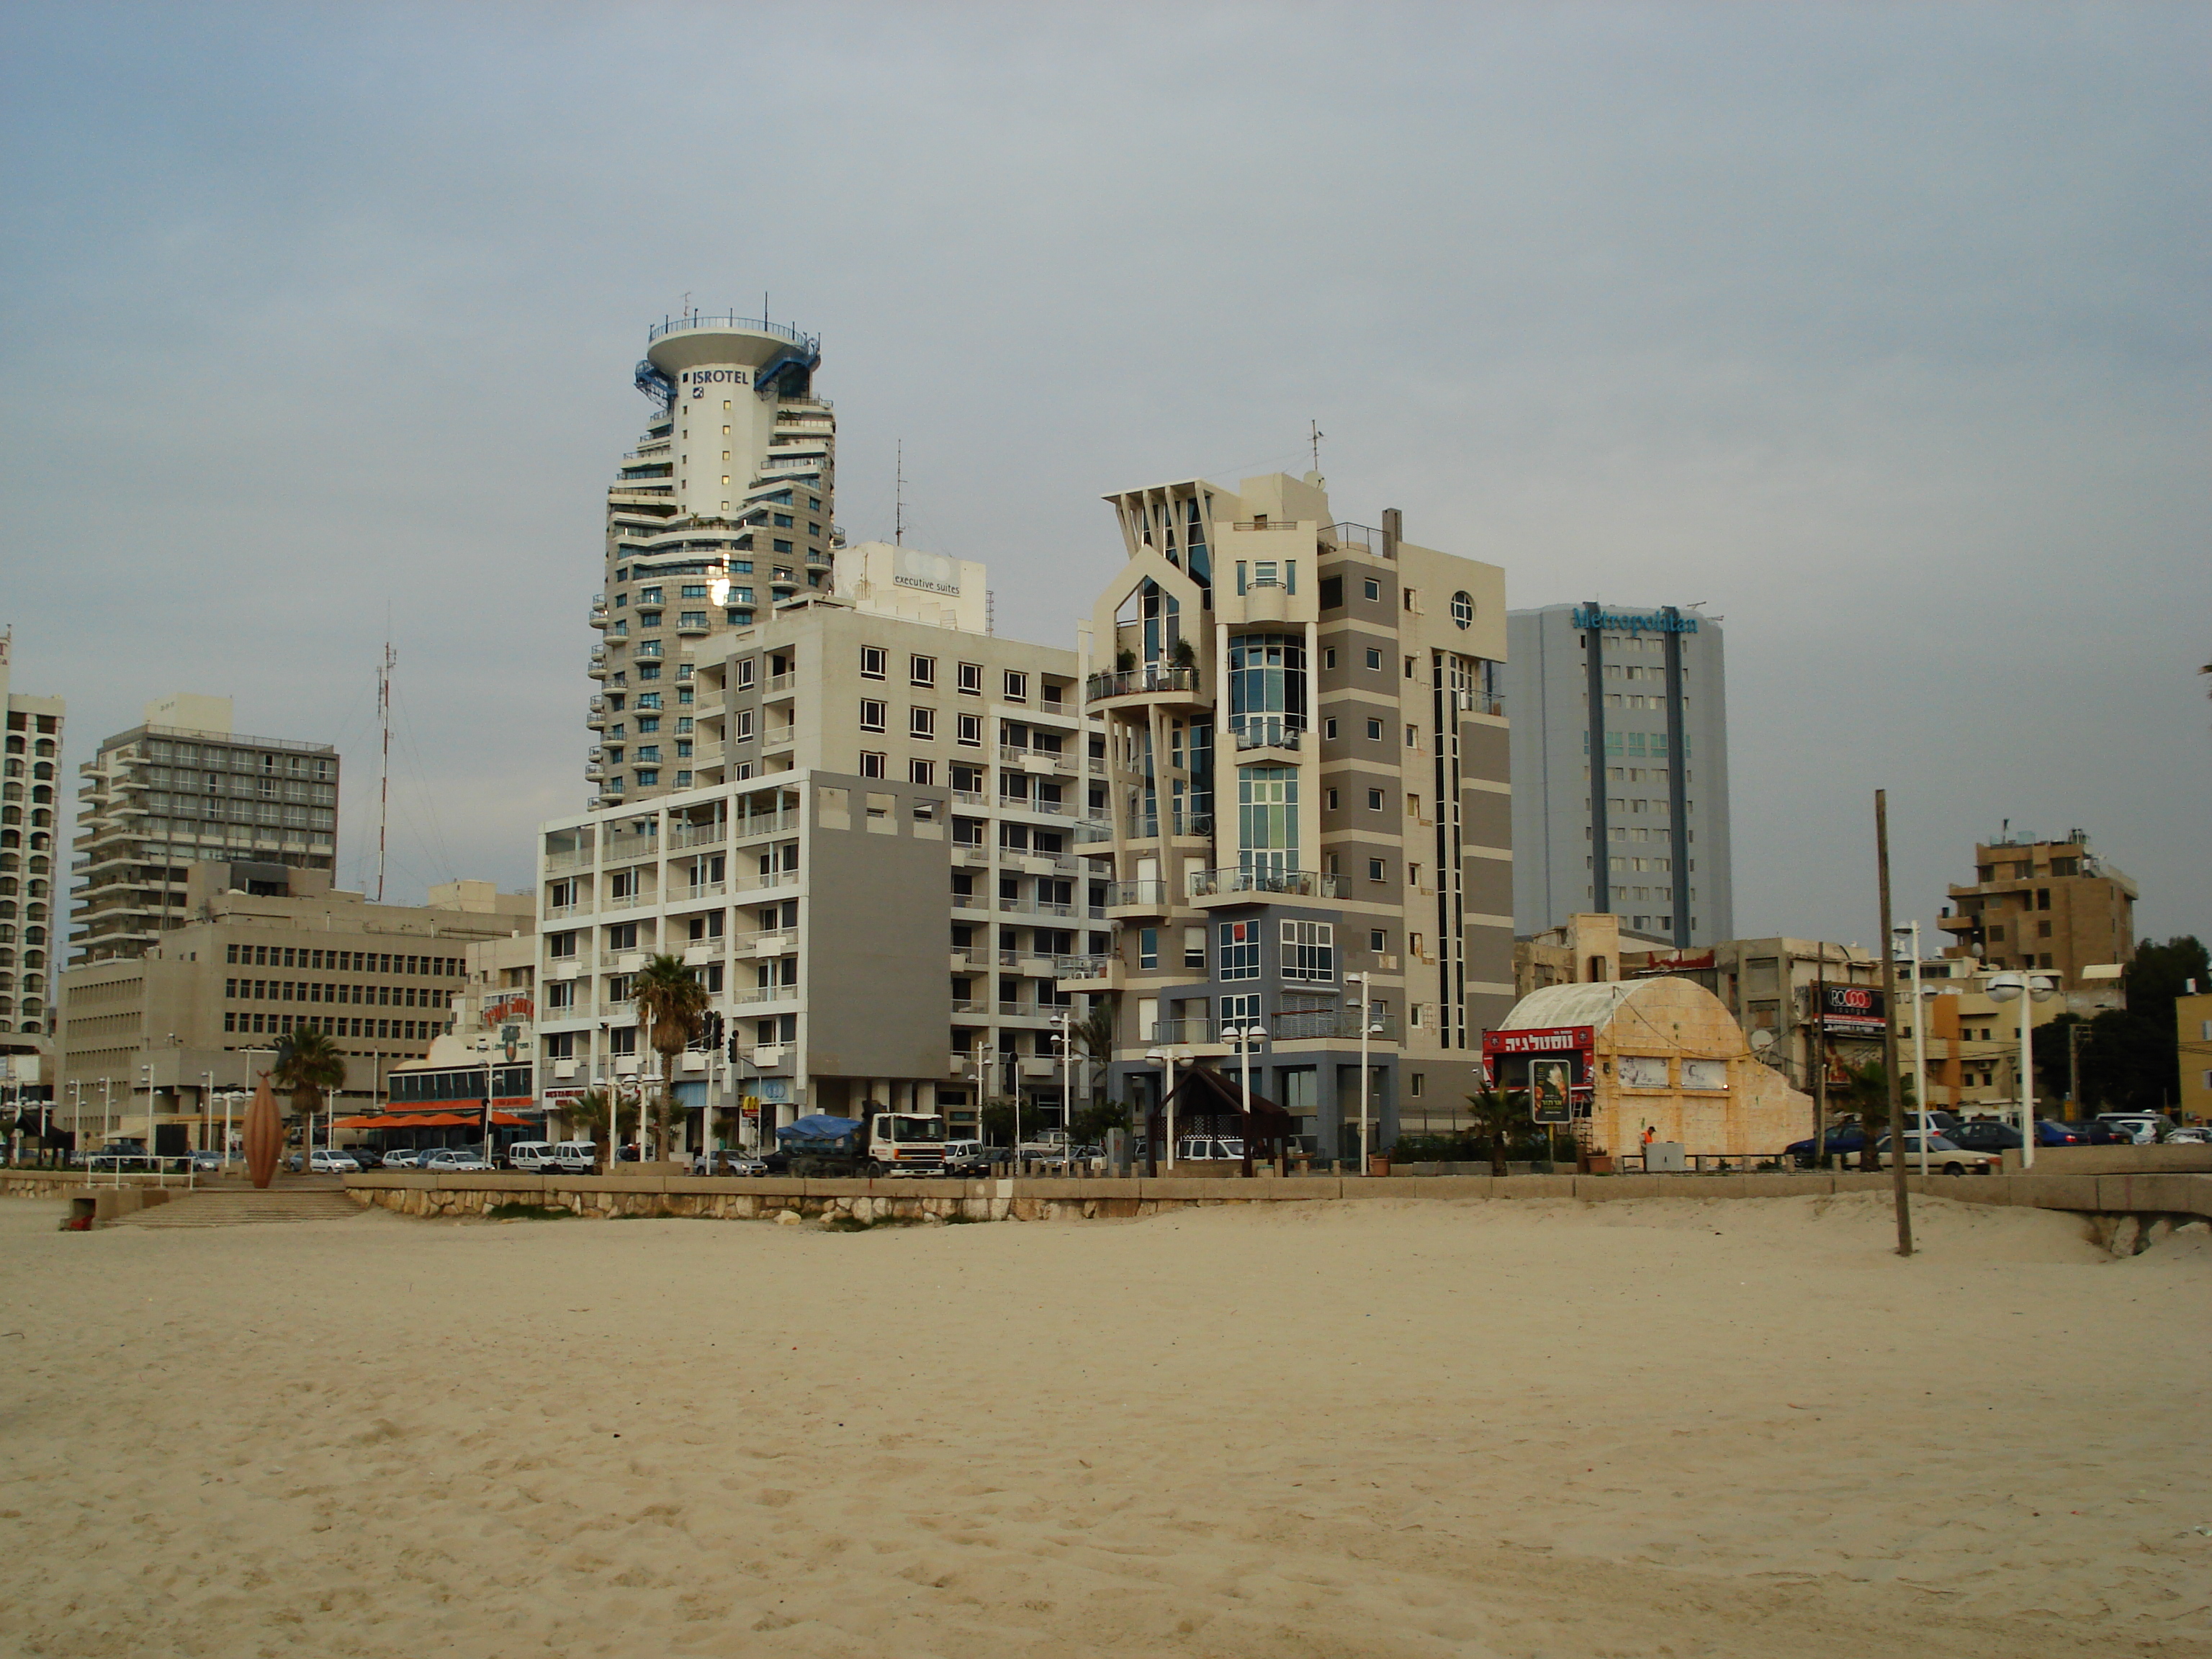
374;642;396;902
763;289;768;328
894;439;906;547
1309;419;1324;475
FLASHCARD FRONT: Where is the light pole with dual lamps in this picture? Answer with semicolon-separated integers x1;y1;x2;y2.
1051;1010;1077;1164
1986;969;2057;1169
1892;922;1930;1177
1143;1046;1185;1172
1343;973;1385;1174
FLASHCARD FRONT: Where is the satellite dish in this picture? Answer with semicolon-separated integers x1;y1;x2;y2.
1749;1029;1776;1052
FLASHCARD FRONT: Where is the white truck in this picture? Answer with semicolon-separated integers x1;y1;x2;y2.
775;1111;948;1177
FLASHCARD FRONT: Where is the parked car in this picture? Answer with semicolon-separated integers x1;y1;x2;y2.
549;1141;598;1174
419;1148;493;1172
342;1146;385;1169
1176;1135;1246;1162
940;1141;1009;1177
287;1149;361;1174
1786;1127;1870;1166
189;1150;228;1173
503;1141;558;1172
2035;1120;2085;1146
2163;1125;2211;1145
2059;1120;2128;1146
691;1150;768;1177
2097;1113;2174;1145
1875;1133;1996;1174
379;1148;421;1169
1947;1120;2024;1153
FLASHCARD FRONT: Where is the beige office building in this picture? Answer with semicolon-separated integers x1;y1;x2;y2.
1073;472;1512;1148
1;629;64;1063
588;314;837;811
56;866;531;1154
1936;830;2136;978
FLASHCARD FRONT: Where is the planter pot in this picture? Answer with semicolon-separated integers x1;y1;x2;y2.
1581;1153;1615;1175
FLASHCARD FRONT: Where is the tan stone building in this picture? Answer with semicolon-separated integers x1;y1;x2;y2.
1936;830;2135;978
1;629;65;1066
56;866;530;1153
1486;975;1811;1159
2177;991;2212;1125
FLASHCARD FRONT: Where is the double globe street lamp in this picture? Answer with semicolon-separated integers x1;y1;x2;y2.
1222;1022;1269;1177
1986;970;2058;1169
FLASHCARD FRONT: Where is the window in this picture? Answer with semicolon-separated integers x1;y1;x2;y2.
1369;928;1386;953
957;662;983;695
1362;578;1380;601
1138;928;1159;970
1322;717;1338;740
773;540;793;554
910;655;935;686
1281;920;1335;982
735;658;755;690
1403;588;1417;612
1218;920;1260;981
607;922;638;950
732;709;755;741
1003;670;1028;702
1325;788;1340;810
547;930;577;958
1364;648;1382;670
1183;926;1207;970
956;713;983;746
860;646;887;679
1406;724;1419;747
1365;719;1383;740
773;513;794;528
1323;647;1337;670
1320;575;1344;609
860;751;887;778
908;758;935;785
678;611;708;630
1367;788;1385;811
634;768;659;785
1367;858;1387;882
909;706;935;739
859;699;887;732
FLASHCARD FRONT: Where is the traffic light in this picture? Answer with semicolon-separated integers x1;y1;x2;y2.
701;1011;724;1052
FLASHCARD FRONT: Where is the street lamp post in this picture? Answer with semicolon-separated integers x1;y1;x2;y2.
1893;922;1929;1177
1051;1011;1078;1169
1143;1047;1182;1172
1345;973;1375;1174
1987;970;2057;1169
1223;1024;1268;1177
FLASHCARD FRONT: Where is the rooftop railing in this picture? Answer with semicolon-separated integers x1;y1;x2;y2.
647;313;819;351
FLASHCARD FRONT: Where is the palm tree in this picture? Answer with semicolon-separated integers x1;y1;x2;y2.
273;1028;347;1173
1074;995;1118;1109
632;954;709;1163
552;1089;607;1143
1464;1089;1520;1177
1835;1058;1897;1170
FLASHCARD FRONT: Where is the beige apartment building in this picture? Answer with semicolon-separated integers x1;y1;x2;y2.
2179;991;2212;1125
1073;471;1512;1149
1;629;65;1064
56;866;531;1153
541;576;1094;1141
1936;830;2135;977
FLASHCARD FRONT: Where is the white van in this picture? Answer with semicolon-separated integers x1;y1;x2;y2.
549;1141;598;1174
505;1141;557;1172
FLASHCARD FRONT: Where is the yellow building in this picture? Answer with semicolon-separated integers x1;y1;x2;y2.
2179;992;2212;1125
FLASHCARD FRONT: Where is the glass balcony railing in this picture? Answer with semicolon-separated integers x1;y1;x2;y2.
1187;868;1346;901
1086;665;1202;702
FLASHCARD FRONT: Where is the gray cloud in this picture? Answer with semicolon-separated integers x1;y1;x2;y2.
1;2;2204;946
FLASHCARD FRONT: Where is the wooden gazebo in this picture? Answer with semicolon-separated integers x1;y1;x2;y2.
1149;1064;1298;1176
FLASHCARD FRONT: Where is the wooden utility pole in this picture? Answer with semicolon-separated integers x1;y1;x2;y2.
1876;789;1914;1256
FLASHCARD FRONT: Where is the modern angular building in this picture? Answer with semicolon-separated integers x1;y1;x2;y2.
1;629;65;1061
1074;472;1512;1148
588;313;837;810
1507;603;1732;947
71;695;339;966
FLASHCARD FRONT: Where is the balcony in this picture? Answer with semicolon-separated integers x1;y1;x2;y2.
584;764;605;782
763;673;796;698
999;745;1074;774
1053;955;1120;989
1086;665;1204;705
1147;1017;1215;1046
1232;719;1304;754
1105;878;1169;915
1072;818;1115;845
1269;1008;1401;1043
1187;867;1346;906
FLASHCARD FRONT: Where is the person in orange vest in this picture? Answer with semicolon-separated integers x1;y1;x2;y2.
1642;1123;1656;1148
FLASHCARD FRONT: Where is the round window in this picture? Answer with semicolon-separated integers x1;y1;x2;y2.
1450;590;1475;629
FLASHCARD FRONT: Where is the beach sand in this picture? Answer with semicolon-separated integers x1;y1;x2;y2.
0;1190;2205;1658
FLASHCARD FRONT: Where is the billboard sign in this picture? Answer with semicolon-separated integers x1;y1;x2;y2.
1818;984;1887;1037
1529;1058;1574;1123
1481;1025;1593;1058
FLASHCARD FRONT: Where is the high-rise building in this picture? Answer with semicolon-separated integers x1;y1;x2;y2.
1076;472;1513;1147
539;577;1089;1143
1507;603;1732;947
1935;829;2135;979
589;313;837;810
1;629;65;1061
72;696;340;966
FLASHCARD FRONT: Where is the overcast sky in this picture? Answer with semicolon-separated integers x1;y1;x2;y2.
3;3;2205;952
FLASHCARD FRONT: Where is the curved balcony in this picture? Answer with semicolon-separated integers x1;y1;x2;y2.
1231;718;1305;756
1086;664;1207;709
1187;867;1346;909
647;313;818;352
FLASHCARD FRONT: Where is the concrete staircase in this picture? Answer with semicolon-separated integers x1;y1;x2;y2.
111;1187;364;1228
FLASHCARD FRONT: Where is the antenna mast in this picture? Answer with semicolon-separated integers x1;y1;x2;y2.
375;644;396;902
894;439;905;547
1309;419;1325;475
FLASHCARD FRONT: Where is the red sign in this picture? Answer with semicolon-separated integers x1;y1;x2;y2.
1481;1025;1594;1058
484;995;536;1026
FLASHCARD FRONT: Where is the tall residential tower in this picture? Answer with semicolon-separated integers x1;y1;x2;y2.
588;314;837;810
1508;603;1732;947
1;630;65;1060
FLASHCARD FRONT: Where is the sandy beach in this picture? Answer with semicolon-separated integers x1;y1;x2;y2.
0;1190;2205;1658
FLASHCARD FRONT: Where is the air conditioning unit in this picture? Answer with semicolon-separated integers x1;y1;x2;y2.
553;1061;578;1081
680;1052;706;1073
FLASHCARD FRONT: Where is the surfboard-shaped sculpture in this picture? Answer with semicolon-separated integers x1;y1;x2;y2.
243;1076;282;1190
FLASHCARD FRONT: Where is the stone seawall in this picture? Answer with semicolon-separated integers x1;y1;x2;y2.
341;1167;2212;1226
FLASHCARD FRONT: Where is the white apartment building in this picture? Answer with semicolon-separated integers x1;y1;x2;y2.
588;313;837;809
1;629;64;1061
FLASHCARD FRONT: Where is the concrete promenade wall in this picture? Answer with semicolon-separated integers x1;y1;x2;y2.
1999;1144;2212;1176
336;1168;2212;1226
